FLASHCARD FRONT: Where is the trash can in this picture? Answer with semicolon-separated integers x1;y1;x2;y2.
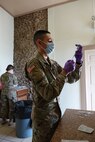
15;100;32;138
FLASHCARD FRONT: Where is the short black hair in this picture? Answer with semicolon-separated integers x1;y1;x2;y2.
6;64;14;71
33;30;50;45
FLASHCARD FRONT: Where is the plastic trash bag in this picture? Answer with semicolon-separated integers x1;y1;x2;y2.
15;100;32;119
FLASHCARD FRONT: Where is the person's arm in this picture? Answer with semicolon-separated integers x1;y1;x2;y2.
13;75;18;86
53;59;82;84
0;78;3;90
66;63;82;83
26;60;66;102
66;44;83;83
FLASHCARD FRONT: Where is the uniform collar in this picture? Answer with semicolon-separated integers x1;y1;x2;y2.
36;52;51;66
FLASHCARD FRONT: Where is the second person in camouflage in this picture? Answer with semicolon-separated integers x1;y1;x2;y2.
0;64;18;125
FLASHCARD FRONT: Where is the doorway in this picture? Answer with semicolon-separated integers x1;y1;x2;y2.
81;45;95;110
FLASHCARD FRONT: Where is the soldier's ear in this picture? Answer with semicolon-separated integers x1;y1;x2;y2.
36;39;42;47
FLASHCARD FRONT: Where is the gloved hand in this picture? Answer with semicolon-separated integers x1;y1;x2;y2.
75;44;83;64
64;60;75;74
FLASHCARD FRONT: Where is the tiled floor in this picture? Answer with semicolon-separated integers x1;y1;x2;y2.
0;119;32;142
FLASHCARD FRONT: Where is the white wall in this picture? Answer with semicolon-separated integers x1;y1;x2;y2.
48;0;95;115
0;7;14;75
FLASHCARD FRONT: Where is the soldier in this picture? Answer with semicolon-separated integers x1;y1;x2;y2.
0;64;18;125
25;30;83;142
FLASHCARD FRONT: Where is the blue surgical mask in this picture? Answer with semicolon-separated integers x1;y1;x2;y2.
45;42;54;54
41;41;55;54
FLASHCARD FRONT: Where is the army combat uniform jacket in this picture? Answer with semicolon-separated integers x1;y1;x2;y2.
25;52;82;142
0;72;18;119
1;72;18;101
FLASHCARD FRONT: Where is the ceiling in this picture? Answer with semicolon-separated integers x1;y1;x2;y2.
0;0;77;17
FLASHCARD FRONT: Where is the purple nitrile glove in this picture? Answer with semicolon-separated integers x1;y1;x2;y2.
75;44;83;63
64;60;75;74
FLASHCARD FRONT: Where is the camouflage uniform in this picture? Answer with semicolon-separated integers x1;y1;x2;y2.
0;72;18;121
25;52;82;142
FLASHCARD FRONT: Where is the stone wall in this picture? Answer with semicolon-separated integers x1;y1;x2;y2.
14;9;48;91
